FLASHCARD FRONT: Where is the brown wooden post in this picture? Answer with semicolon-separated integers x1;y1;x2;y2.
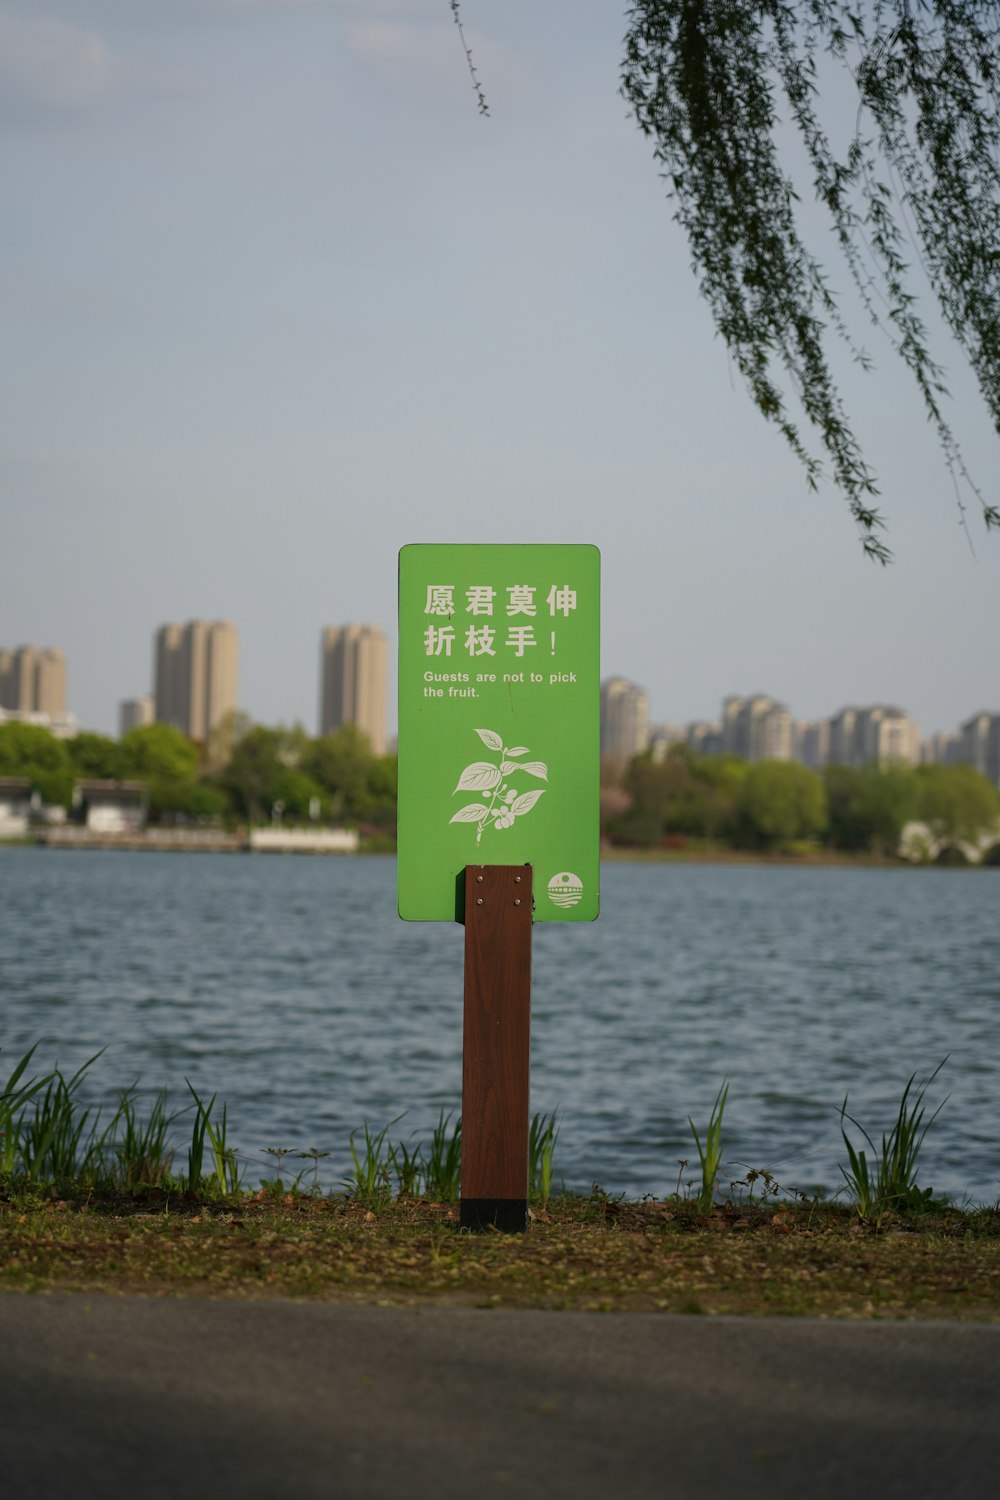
460;864;532;1232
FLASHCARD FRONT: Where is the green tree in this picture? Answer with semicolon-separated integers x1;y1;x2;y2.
117;724;202;824
608;747;748;846
736;760;828;848
824;762;920;854
67;732;125;781
204;709;253;771
270;768;328;821
120;724;199;784
148;780;230;822
303;724;382;823
365;753;398;831
0;722;74;806
621;751;698;843
915;763;1000;843
218;726;288;823
621;2;1000;557
691;753;749;843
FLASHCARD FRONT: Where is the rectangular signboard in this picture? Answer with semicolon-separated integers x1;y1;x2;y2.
398;543;600;922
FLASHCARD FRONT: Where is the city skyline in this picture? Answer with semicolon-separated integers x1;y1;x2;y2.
4;620;997;766
2;3;998;745
601;682;1000;785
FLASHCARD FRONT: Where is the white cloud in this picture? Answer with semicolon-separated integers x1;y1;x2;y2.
0;15;189;120
0;17;113;111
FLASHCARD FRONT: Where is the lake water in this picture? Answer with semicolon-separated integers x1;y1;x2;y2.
1;848;997;1204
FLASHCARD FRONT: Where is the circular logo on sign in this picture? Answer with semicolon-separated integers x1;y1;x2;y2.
547;871;583;908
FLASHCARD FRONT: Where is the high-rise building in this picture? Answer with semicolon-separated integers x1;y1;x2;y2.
119;695;155;737
828;706;859;765
600;677;650;765
319;625;387;753
862;707;919;765
0;646;66;715
958;712;1000;788
153;620;238;742
920;731;959;766
720;694;792;762
686;720;723;756
795;719;831;770
828;705;918;766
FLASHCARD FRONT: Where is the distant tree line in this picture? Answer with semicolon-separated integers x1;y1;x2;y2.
0;718;397;835
602;746;1000;859
4;718;998;859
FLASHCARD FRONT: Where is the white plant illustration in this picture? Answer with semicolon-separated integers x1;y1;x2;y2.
449;727;547;846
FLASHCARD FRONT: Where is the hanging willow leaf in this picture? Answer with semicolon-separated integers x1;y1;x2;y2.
621;0;1000;559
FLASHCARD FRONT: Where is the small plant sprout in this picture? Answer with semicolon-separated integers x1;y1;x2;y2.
450;728;547;846
298;1148;330;1195
263;1147;295;1183
528;1110;559;1205
259;1147;308;1196
688;1081;729;1213
839;1060;949;1226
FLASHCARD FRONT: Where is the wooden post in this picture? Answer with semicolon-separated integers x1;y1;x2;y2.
460;864;532;1233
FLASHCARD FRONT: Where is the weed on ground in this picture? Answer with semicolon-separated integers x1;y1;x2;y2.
1;1193;998;1320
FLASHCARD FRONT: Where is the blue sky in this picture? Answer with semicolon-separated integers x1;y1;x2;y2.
2;0;997;740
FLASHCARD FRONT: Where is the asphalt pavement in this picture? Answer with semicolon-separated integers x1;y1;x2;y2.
2;1294;998;1499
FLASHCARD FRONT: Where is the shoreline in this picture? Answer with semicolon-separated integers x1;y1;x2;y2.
2;835;986;868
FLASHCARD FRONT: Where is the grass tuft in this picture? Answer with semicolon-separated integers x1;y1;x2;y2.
114;1087;176;1189
342;1119;396;1209
424;1111;463;1201
688;1081;728;1213
839;1059;949;1226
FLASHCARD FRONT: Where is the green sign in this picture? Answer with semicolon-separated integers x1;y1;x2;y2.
397;543;600;922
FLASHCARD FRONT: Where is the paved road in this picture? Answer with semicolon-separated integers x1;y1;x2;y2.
2;1294;998;1499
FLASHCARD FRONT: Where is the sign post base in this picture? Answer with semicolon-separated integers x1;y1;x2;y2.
460;864;532;1233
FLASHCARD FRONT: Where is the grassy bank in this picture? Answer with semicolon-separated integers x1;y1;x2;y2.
2;1194;999;1318
3;1044;997;1317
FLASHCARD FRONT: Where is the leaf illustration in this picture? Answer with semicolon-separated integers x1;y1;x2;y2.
512;790;545;816
501;760;522;775
474;728;504;752
455;762;501;793
505;747;529;757
450;803;490;823
518;760;548;781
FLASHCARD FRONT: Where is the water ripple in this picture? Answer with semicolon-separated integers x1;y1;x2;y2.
0;850;997;1203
